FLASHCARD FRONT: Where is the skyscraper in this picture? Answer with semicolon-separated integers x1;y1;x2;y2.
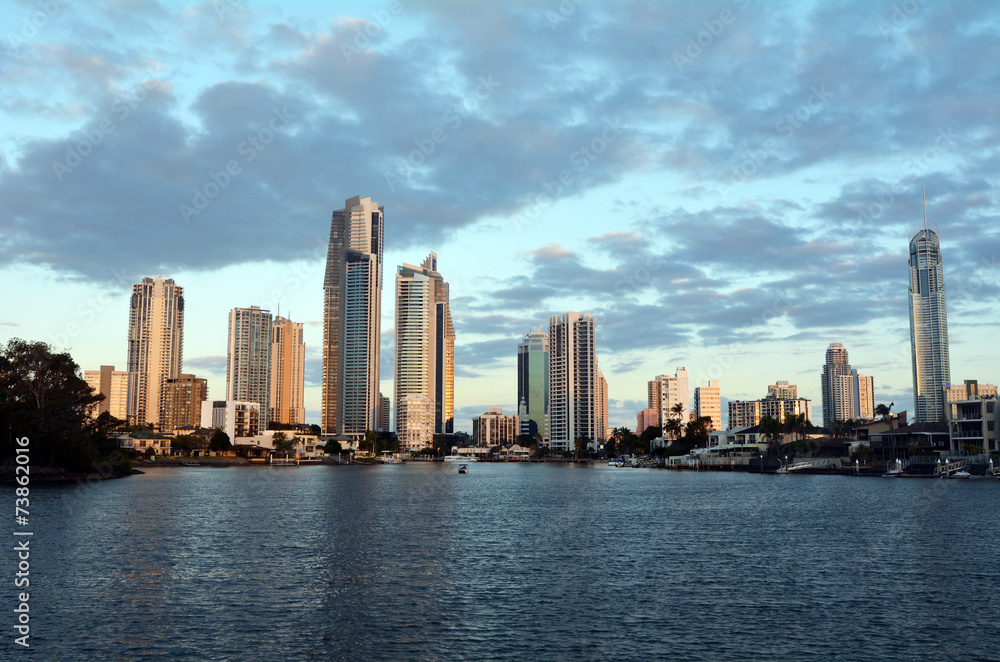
548;312;597;451
394;252;455;438
909;188;950;423
821;342;851;427
127;276;184;430
694;379;722;432
851;368;875;421
323;196;383;437
270;316;305;425
595;369;608;444
517;327;548;442
84;365;128;421
651;368;689;436
162;374;208;434
227;306;272;430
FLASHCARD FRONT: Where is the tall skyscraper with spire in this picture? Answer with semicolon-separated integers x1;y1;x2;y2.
909;185;950;423
394;252;455;447
322;196;383;437
126;276;184;430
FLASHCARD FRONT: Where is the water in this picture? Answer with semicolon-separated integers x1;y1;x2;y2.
7;464;1000;661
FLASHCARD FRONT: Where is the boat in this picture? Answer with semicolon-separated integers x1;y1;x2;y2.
458;464;468;474
444;455;479;462
948;470;972;479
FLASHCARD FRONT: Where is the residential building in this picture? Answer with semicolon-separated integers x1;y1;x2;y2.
595;369;608;445
909;189;951;423
947;395;998;454
651;368;689;437
378;393;391;432
323;195;383;438
851;369;875;421
517;327;549;442
227;306;272;430
126;276;184;430
821;343;852;427
767;381;797;400
728;392;813;429
944;380;998;404
397;393;434;451
201;400;261;442
647;379;662;428
84;365;128;421
269;316;305;426
548;312;597;451
162;374;208;434
636;408;658;435
694;380;722;432
472;408;520;447
394;252;455;436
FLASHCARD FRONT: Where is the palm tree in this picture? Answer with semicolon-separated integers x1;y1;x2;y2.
760;416;784;457
875;402;895;431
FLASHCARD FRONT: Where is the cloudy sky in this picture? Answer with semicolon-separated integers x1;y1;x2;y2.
2;0;998;432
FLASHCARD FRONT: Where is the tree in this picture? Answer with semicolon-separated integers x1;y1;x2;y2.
574;436;591;459
209;428;231;452
875;402;895;431
0;339;128;473
272;431;293;457
683;416;713;448
323;439;343;455
759;416;784;457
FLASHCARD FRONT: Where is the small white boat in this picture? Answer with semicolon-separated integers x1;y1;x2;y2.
949;470;972;479
458;464;468;474
444;455;479;462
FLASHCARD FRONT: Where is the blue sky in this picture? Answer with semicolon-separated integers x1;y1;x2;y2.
2;0;999;432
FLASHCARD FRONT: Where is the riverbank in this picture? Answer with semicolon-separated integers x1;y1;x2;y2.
0;465;137;484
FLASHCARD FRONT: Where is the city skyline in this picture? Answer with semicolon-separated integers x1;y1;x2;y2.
2;2;999;433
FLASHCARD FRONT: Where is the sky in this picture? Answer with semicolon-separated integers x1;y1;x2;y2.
2;0;999;433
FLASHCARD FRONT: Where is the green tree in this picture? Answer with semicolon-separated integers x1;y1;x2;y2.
0;339;128;473
209;428;232;452
760;416;784;457
272;431;293;457
323;438;343;455
875;402;895;431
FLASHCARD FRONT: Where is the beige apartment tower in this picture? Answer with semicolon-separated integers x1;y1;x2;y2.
694;380;722;432
84;366;128;421
548;312;597;451
162;374;208;434
126;277;184;430
270;316;305;425
394;252;455;437
227;306;272;430
322;196;383;437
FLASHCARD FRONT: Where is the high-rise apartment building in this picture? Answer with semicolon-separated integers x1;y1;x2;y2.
126;276;184;430
821;343;852;427
517;327;549;442
851;369;875;421
596;369;608;444
647;379;662;428
227;306;272;431
397;393;434;451
548;312;597;451
728;395;813;429
651;368;689;436
694;379;722;432
378;393;391;432
84;365;128;421
394;252;455;436
323;196;383;437
472;408;520;447
909;189;950;423
162;374;208;434
767;381;797;400
270;316;305;425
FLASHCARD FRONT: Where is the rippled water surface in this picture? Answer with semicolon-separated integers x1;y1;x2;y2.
11;463;1000;660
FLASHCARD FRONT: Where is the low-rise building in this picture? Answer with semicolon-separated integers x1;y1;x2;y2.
947;396;998;454
200;400;261;442
472;408;520;447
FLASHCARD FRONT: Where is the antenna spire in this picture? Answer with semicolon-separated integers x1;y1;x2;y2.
922;179;928;233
